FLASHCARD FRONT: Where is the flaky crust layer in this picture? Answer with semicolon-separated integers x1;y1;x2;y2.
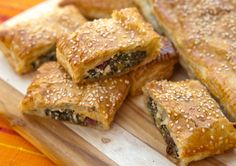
57;8;161;83
152;0;236;121
60;0;134;19
143;80;236;165
21;62;130;130
129;38;178;96
0;4;86;74
132;0;163;33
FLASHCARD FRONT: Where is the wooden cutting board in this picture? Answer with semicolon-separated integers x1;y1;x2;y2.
0;0;235;165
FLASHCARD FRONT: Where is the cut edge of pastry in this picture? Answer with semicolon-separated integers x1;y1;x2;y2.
129;37;178;96
56;47;78;81
143;94;179;158
129;59;176;96
57;39;160;83
20;85;129;130
21;99;126;130
0;40;55;74
83;49;153;81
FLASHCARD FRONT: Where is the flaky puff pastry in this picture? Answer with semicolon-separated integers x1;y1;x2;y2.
143;80;236;166
129;37;178;96
60;0;134;19
0;4;86;74
151;0;236;121
21;62;130;130
132;0;163;33
57;8;161;84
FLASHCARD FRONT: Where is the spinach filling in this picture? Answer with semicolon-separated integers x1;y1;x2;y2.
85;51;147;80
45;108;98;126
31;50;56;69
147;97;179;158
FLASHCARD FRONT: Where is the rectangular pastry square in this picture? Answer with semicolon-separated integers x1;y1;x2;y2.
60;0;134;19
129;37;178;96
0;3;86;74
143;80;236;165
57;7;161;83
151;0;236;121
20;62;130;130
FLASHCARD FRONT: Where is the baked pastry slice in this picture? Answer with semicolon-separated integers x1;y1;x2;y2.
20;62;130;130
0;4;86;74
60;0;134;19
143;80;236;165
129;37;178;96
150;0;236;121
57;8;161;83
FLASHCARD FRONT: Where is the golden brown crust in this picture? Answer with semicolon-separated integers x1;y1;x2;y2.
152;0;236;121
143;80;236;165
129;38;178;96
132;0;163;33
57;8;161;83
60;0;135;19
0;4;86;74
20;62;130;130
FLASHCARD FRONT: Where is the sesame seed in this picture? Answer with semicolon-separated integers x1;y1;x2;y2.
125;80;130;84
221;125;225;129
202;128;205;133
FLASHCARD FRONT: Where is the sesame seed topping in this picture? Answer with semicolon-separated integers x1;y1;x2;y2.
23;62;129;126
57;8;158;83
144;79;231;149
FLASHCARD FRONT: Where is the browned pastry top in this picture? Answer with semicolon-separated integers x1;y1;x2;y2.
21;62;130;129
153;0;236;118
0;4;86;60
153;0;236;67
60;0;134;19
143;80;236;161
57;7;159;68
145;80;226;134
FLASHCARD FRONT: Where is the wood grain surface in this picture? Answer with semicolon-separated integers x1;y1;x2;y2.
0;0;235;166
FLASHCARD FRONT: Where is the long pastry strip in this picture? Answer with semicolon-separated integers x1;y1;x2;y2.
140;0;236;121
